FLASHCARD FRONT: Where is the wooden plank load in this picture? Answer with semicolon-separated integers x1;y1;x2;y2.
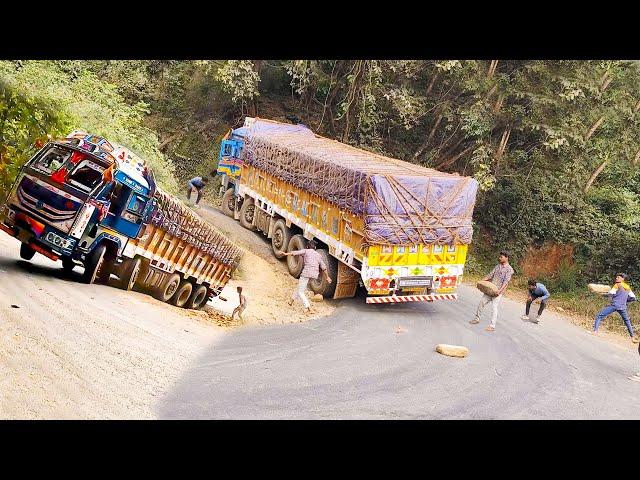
147;188;242;270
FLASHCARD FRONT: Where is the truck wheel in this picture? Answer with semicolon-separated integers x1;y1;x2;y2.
221;188;236;218
62;256;76;273
20;243;36;260
81;244;107;284
118;257;141;291
154;273;181;303
95;257;114;284
134;259;151;292
309;249;338;298
185;284;209;310
239;197;256;231
271;219;292;259
286;234;306;278
171;281;193;307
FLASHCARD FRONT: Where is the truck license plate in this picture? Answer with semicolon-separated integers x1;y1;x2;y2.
398;276;432;288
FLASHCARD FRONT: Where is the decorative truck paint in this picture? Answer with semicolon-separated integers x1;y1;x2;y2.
0;131;242;310
215;117;478;303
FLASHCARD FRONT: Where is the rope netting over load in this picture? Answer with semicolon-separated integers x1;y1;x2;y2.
148;189;242;268
243;119;478;247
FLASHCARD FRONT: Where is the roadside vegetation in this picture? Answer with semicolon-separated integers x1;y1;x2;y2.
2;60;640;338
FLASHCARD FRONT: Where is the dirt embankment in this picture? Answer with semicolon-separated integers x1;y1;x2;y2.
198;204;336;326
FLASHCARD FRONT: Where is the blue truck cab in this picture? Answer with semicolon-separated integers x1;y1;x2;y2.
0;131;155;284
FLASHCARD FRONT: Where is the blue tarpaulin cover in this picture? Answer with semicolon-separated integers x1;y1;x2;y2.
243;119;478;246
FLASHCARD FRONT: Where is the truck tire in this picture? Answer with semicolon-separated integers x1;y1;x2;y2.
154;273;181;303
118;256;141;291
134;259;151;292
81;244;107;284
20;243;36;260
271;219;292;259
185;284;209;310
171;281;193;307
95;256;114;284
286;234;306;278
239;197;256;231
309;249;338;298
221;188;236;218
62;256;76;273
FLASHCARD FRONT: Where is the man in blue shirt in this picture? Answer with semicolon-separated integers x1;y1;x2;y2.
521;278;550;324
591;272;637;341
187;176;208;207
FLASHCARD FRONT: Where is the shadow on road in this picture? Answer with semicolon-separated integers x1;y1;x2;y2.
0;257;120;288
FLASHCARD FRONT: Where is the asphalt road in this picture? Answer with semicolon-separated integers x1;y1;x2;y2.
2;203;639;419
157;207;640;419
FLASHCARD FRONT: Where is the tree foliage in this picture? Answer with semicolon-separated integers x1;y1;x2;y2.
3;59;640;284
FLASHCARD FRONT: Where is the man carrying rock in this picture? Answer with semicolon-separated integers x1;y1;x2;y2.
591;272;638;343
284;239;332;313
521;278;550;324
470;250;514;332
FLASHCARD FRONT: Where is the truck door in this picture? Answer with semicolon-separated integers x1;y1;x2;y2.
101;182;147;238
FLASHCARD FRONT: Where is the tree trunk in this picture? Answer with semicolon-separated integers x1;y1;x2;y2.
426;71;440;96
584;158;609;193
435;145;475;170
495;127;511;160
585;115;605;141
633;148;640;166
158;129;187;152
413;113;443;160
488;60;499;79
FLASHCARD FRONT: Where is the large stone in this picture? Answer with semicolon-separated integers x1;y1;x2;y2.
588;283;610;294
311;294;324;302
476;280;499;297
435;344;469;358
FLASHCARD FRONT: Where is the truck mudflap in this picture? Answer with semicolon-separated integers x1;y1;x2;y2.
366;293;457;303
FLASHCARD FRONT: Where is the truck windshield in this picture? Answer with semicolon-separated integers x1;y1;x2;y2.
67;160;105;193
30;146;71;174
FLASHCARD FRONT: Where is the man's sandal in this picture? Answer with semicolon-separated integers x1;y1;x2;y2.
469;319;480;325
485;325;495;332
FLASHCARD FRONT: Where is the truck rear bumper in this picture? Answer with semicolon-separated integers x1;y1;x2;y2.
366;293;457;303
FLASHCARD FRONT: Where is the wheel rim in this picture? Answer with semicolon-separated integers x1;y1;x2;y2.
227;197;236;212
245;205;254;223
193;290;206;308
166;281;178;298
178;287;191;304
273;229;283;249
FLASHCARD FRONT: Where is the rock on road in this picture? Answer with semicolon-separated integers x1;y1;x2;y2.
1;206;639;419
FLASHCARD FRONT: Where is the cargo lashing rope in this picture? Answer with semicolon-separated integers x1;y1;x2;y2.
243;120;476;249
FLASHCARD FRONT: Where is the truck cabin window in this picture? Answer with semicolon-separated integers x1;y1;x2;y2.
67;160;105;193
31;147;70;174
127;194;147;215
